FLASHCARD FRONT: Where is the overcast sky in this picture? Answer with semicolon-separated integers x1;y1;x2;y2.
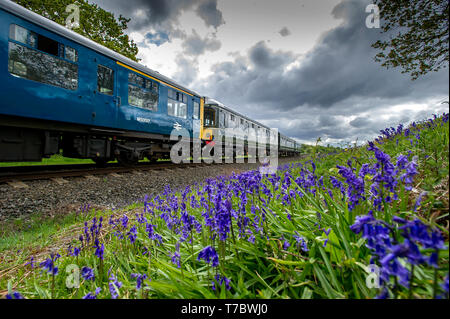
91;0;449;146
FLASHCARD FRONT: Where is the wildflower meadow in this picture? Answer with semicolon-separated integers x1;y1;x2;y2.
3;113;449;299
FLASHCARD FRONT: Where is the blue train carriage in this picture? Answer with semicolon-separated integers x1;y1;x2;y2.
202;97;276;157
0;0;203;165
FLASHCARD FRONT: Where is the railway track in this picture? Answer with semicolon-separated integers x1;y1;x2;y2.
0;155;305;186
0;161;220;185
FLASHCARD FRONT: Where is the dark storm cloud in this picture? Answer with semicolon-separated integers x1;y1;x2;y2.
90;0;224;31
182;30;222;56
197;0;448;110
196;0;225;29
249;41;294;69
193;0;448;144
279;27;291;37
349;116;370;128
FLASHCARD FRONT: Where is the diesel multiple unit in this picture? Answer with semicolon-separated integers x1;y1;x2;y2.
0;1;300;165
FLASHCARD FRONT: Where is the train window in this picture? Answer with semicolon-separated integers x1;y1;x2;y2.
8;42;78;90
145;79;152;90
129;72;144;87
168;89;175;100
128;85;158;111
193;102;200;119
10;25;30;45
168;100;187;119
36;33;59;57
65;46;78;62
97;65;114;95
204;108;216;127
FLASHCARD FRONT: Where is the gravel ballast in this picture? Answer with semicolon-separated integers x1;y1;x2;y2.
0;158;301;223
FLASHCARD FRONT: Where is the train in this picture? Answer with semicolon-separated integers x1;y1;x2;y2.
0;0;301;166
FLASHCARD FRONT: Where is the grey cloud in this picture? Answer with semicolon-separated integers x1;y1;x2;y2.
90;0;225;32
279;27;291;37
197;0;448;110
182;30;222;56
349;117;370;128
249;41;294;69
172;54;199;87
196;0;225;29
193;0;448;144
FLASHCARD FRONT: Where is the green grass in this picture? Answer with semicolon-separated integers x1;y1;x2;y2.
0;114;448;299
0;154;94;167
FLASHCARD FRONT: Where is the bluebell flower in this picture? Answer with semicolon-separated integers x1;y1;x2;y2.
131;273;148;290
39;253;60;275
81;267;95;281
294;232;309;252
442;274;449;295
25;257;36;269
197;246;219;267
6;292;25;299
109;274;122;299
212;274;231;291
83;287;101;299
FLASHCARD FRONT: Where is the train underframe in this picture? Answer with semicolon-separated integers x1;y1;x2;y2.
0;116;299;165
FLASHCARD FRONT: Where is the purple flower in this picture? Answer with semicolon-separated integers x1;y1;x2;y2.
197;246;219;267
39;253;60;275
294;232;309;252
131;273;148;290
442;274;449;294
212;274;231;291
25;257;36;269
109;274;122;299
83;288;101;299
81;267;95;281
127;225;137;244
94;240;104;260
6;292;25;299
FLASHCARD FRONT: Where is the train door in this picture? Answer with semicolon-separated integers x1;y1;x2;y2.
91;57;119;128
192;99;201;139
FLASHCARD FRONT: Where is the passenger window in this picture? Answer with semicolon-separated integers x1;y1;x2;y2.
97;65;114;95
129;72;145;87
168;89;187;119
8;42;78;90
9;24;32;45
128;72;158;111
36;34;59;56
193;102;200;119
65;46;78;62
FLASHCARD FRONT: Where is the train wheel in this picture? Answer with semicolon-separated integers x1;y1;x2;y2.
93;158;108;167
117;152;139;167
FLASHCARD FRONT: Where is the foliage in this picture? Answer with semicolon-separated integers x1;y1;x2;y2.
13;0;139;62
1;113;449;299
372;0;449;80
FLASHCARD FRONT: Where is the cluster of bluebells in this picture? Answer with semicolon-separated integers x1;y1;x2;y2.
39;253;60;276
330;141;419;213
6;292;25;299
109;274;123;299
83;288;101;299
197;246;219;268
131;273;148;290
81;267;95;281
12;113;447;299
351;213;446;297
212;274;231;291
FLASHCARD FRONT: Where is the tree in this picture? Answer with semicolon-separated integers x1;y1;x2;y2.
372;0;449;80
13;0;139;62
